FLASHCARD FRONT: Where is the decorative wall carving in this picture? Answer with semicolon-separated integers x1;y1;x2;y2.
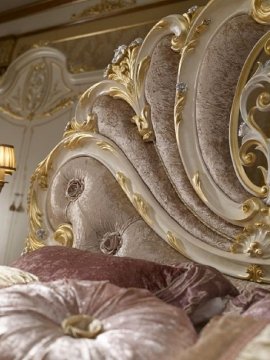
0;48;85;121
71;0;137;20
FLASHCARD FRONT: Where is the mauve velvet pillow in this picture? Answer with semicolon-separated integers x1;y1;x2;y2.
12;246;238;317
0;280;197;360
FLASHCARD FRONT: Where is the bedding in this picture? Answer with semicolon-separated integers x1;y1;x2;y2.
0;266;38;288
180;315;270;360
0;279;197;360
12;246;238;321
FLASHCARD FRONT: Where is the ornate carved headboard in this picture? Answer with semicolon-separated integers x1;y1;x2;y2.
26;0;270;283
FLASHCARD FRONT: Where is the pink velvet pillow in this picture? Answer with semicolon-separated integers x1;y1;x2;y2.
12;246;238;318
0;279;197;359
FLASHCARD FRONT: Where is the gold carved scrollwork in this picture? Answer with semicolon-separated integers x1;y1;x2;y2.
231;205;270;258
246;264;264;283
171;6;201;53
251;0;270;24
104;39;154;141
115;171;153;225
64;114;98;138
192;171;208;204
166;231;187;256
24;190;46;253
54;224;74;247
96;140;115;152
230;34;270;201
24;144;60;252
133;193;152;225
175;16;210;135
78;12;199;143
230;33;270;261
175;82;187;126
179;18;211;60
63;115;97;149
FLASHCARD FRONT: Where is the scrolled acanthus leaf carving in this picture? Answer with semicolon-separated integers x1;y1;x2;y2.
54;223;74;247
104;38;154;142
234;61;270;201
246;264;264;283
231;203;270;259
77;12;199;143
251;0;270;24
64;114;98;138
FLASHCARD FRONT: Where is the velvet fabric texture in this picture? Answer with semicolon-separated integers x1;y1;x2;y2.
12;246;238;318
0;266;38;288
0;279;197;359
180;315;270;360
225;287;270;320
47;156;187;265
196;14;269;202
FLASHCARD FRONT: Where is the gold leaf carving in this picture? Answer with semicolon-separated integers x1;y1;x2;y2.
105;41;154;142
231;204;270;258
175;82;187;125
63;133;93;149
24;190;45;253
180;18;211;59
166;231;186;256
230;53;270;200
171;6;201;53
246;264;264;282
116;172;153;225
54;223;74;247
116;171;130;195
96;140;115;152
133;193;152;225
251;0;270;24
192;172;208;204
131;105;153;141
64;114;98;138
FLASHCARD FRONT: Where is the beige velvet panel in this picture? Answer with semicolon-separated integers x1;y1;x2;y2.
47;156;187;264
197;15;269;202
93;95;231;251
145;36;239;239
119;219;187;265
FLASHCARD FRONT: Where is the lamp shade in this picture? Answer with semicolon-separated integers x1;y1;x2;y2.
0;144;16;174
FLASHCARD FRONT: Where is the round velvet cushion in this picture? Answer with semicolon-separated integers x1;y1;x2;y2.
0;266;38;288
0;279;197;359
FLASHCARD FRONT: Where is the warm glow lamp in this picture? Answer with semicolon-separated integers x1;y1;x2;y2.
0;144;16;193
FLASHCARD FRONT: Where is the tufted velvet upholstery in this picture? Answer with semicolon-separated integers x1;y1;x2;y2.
25;4;270;290
43;12;270;269
47;157;187;264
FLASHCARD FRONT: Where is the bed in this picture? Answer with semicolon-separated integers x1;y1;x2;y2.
2;0;270;358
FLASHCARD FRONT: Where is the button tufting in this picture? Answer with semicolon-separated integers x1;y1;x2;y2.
66;179;85;201
100;232;122;255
